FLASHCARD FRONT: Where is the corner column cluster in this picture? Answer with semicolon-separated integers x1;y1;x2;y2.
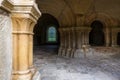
10;1;41;80
58;26;91;57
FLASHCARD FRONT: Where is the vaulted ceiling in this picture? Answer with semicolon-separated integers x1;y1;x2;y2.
36;0;120;27
36;0;93;27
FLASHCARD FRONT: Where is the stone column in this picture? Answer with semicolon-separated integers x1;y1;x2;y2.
105;28;110;47
75;27;82;49
81;29;85;47
58;28;64;56
61;28;66;56
111;28;118;47
11;1;41;80
74;27;82;58
0;9;12;80
66;28;72;57
84;27;91;47
12;17;33;80
70;28;76;57
64;28;69;56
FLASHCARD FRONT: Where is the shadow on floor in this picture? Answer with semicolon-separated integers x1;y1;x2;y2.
33;45;59;55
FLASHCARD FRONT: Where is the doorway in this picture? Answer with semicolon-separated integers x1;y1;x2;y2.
89;21;105;46
117;32;120;45
33;13;60;54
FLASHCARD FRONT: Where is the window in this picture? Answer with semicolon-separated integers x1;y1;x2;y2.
47;26;56;42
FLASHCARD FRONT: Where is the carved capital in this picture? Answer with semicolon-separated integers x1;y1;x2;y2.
11;2;41;20
0;0;41;22
11;16;36;34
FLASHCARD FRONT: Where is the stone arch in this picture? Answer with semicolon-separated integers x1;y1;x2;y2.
84;13;114;46
33;13;60;45
36;0;76;27
89;20;105;46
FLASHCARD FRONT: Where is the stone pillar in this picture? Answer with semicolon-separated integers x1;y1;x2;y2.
66;28;72;57
81;31;85;46
12;17;33;80
58;28;64;56
0;9;12;80
70;28;76;57
105;28;110;47
61;28;66;56
75;27;82;49
11;1;41;80
111;28;118;47
62;28;67;56
74;27;83;58
84;27;91;47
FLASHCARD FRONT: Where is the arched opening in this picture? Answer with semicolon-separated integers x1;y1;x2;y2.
33;13;60;54
89;21;105;46
117;32;120;46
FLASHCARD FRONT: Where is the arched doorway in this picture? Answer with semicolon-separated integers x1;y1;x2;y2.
117;32;120;45
89;21;105;46
33;13;60;54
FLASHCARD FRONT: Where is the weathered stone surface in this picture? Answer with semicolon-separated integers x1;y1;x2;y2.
0;9;12;80
34;46;120;80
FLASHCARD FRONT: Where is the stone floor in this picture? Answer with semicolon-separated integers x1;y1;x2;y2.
33;46;120;80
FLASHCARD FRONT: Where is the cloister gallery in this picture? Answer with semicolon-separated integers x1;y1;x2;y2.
0;0;120;80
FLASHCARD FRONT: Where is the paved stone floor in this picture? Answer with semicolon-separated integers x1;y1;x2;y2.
34;46;120;80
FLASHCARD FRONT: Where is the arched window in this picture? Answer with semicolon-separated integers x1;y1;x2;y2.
47;26;57;42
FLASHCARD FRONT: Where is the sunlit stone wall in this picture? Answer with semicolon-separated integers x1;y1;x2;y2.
0;9;12;80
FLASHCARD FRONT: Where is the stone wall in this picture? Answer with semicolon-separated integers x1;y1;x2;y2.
0;9;12;80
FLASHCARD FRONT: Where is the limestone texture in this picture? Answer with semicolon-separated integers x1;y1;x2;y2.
34;46;120;80
0;9;12;80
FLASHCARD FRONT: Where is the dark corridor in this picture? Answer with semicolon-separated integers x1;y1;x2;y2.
33;13;60;54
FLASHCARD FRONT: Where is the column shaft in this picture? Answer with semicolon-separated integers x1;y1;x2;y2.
18;34;29;70
28;34;33;68
111;30;118;47
58;29;63;56
105;28;110;46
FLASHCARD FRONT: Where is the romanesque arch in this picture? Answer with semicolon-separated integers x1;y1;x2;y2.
33;13;60;46
89;20;105;46
84;13;113;46
36;0;76;27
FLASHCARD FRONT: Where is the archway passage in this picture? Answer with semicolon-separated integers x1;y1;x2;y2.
89;21;105;46
33;13;60;54
117;32;120;45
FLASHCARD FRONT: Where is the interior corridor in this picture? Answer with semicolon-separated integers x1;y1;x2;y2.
33;47;120;80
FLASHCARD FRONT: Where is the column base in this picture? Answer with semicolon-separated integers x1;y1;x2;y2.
12;70;32;80
66;48;72;57
70;49;76;57
105;43;110;47
58;47;62;56
12;69;41;80
61;49;66;56
111;45;119;47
